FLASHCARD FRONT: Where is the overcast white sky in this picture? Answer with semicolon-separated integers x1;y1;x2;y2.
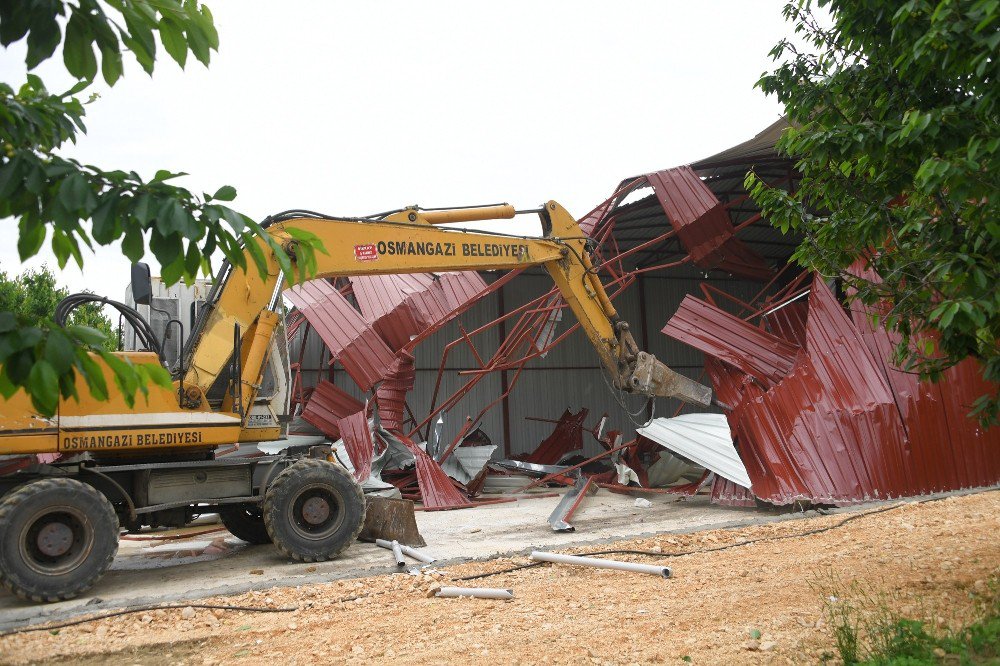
1;1;788;301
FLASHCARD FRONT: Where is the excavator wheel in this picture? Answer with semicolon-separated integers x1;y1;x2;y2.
263;459;365;562
0;477;119;602
219;504;271;545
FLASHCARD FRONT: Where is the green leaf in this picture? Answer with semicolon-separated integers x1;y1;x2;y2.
28;360;59;415
122;227;145;262
100;44;124;86
63;10;98;81
132;193;155;225
67;325;109;347
75;349;108;401
17;216;46;260
212;185;237;201
156;198;189;235
158;18;187;68
25;13;61;69
58;173;93;212
45;329;76;374
91;195;119;243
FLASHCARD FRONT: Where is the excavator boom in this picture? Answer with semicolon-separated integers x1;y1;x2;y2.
183;200;712;427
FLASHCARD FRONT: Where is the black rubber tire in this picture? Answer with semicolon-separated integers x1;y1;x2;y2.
219;504;271;545
263;459;365;562
0;477;119;602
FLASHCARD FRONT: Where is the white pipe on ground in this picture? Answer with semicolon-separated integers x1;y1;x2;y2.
375;538;437;563
435;587;514;600
530;550;671;578
390;540;406;567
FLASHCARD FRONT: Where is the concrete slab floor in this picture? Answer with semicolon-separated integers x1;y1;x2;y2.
1;489;771;630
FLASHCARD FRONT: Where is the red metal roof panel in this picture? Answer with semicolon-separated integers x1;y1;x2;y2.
285;281;397;391
645;166;773;281
662;295;800;386
338;410;374;482
301;381;365;440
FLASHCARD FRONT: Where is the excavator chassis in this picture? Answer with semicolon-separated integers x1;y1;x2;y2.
0;448;366;602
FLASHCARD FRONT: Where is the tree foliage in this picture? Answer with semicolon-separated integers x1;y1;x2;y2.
0;1;321;415
0;265;117;352
749;0;999;425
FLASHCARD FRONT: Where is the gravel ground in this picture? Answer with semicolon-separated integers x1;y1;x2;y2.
1;489;997;665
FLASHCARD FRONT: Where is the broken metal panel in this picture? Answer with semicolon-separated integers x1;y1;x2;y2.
646;166;773;281
674;276;1000;506
337;410;375;483
637;414;752;489
710;476;756;507
439;445;498;485
395;432;473;509
375;352;417;431
522;408;588;465
849;296;1000;492
662;295;800;385
350;274;437;322
300;381;364;439
437;272;489;311
547;473;595;532
285;281;396;391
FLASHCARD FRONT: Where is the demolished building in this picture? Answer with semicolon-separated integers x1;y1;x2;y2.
286;117;999;508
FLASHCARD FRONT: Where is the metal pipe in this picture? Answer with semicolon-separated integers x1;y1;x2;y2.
390;540;406;567
375;539;437;563
530;551;671;578
435;587;514;600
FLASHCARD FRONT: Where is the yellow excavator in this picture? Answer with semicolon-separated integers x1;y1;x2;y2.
0;201;712;601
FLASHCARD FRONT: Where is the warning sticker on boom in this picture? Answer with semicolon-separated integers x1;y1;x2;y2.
354;244;378;261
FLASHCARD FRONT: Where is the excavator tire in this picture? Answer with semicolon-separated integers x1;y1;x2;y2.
219;504;271;545
0;477;119;602
263;459;365;562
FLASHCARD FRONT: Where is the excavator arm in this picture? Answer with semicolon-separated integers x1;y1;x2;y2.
182;201;712;425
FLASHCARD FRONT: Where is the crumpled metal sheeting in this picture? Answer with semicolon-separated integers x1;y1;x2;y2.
350;274;437;322
663;295;800;386
437;272;488;311
337;410;375;482
375;352;417;432
285;281;397;391
637;414;752;489
396;432;472;509
849;298;1000;493
300;381;365;440
522;408;588;465
679;276;1000;506
646;166;773;281
351;272;488;351
711;476;756;507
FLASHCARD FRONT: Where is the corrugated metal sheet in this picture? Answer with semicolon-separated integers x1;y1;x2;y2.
711;476;756;507
300;381;364;439
397;433;472;509
351;274;437;321
337;410;374;482
350;272;489;351
668;276;1000;505
522;408;587;465
662;294;800;386
375;352;416;431
646;166;773;281
637;414;751;488
285;281;396;391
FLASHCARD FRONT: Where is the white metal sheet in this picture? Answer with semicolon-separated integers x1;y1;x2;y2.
637;413;751;489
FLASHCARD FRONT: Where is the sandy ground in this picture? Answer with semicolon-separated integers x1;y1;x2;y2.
1;489;997;665
0;491;762;629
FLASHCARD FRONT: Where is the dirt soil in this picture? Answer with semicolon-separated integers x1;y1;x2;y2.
2;490;997;665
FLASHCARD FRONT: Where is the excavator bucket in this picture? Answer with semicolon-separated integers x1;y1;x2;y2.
358;497;426;547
